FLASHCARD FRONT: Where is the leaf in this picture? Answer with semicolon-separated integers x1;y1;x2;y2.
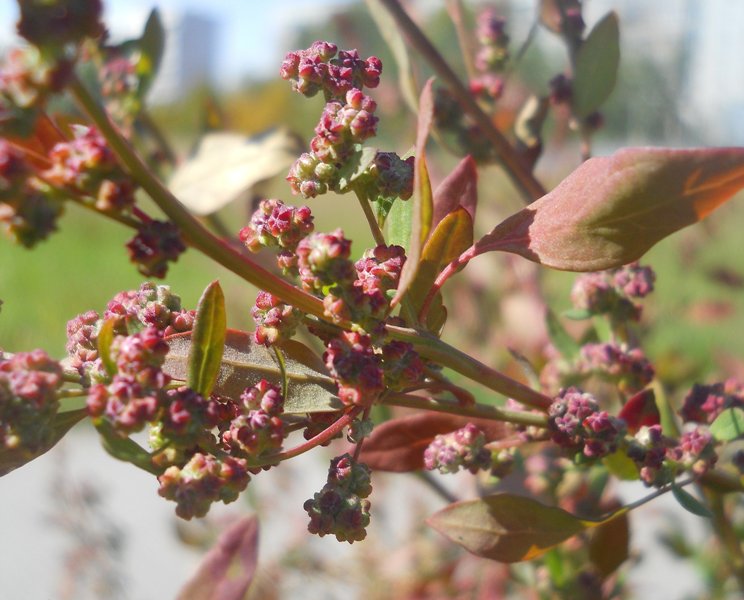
427;493;624;562
169;129;303;215
474;147;744;272
358;413;506;472
572;12;620;118
164;329;342;414
392;78;435;307
97;318;117;377
0;409;86;477
672;484;713;518
618;388;660;434
136;9;165;98
710;407;744;442
545;309;581;360
432;155;478;228
176;516;259;600
387;187;414;249
539;0;582;34
408;207;474;318
188;281;227;397
602;449;639;481
337;145;378;191
365;0;419;114
588;508;630;577
96;421;159;475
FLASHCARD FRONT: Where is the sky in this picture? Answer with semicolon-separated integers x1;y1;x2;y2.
0;0;358;86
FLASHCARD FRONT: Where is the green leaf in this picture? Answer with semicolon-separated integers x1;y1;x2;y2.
545;309;581;360
97;318;118;376
176;516;259;600
602;449;639;481
365;0;419;114
573;12;620;118
164;329;342;414
96;421;159;475
337;145;378;191
387;188;414;249
0;409;87;477
474;147;744;272
188;281;227;397
710;407;744;441
427;493;624;562
672;484;713;518
136;9;165;98
562;308;593;321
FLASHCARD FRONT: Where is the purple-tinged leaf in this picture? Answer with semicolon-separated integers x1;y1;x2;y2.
573;12;620;118
432;155;478;228
392;78;435;307
474;147;744;272
0;409;87;477
188;280;227;397
177;516;259;600
358;413;506;472
165;329;342;414
427;493;626;562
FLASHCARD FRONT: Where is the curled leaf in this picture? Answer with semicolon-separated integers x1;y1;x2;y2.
164;329;341;414
475;147;744;271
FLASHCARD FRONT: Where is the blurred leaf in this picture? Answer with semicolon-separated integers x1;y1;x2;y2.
97;318;117;376
0;409;86;477
137;9;165;98
474;147;744;272
358;413;506;472
96;421;159;474
602;450;639;481
562;308;593;320
652;380;680;437
545;309;581;359
710;407;744;442
618;389;660;434
188;281;226;397
392;78;435;307
539;0;582;34
169;129;302;215
164;330;342;414
589;508;630;577
672;484;712;518
432;155;478;228
428;493;625;562
573;12;620;118
514;95;549;169
365;0;419;113
177;516;259;600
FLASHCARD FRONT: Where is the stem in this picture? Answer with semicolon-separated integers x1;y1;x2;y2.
386;324;552;410
416;471;459;503
378;0;546;203
355;188;387;246
68;74;326;319
445;0;477;82
383;392;548;428
419;246;476;321
249;407;363;468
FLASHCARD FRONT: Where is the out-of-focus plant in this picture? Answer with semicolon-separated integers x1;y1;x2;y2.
2;1;744;597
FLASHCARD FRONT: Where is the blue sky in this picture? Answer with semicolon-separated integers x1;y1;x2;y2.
1;0;358;85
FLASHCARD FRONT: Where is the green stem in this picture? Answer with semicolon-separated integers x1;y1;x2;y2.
355;188;387;246
67;74;326;319
386;324;552;410
383;392;548;428
378;0;546;203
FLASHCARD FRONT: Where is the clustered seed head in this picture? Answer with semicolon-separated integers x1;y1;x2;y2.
380;340;425;390
324;332;384;407
548;387;626;459
251;291;302;346
0;349;62;454
357;151;415;201
304;453;372;543
578;342;655;394
126;219;186;278
667;426;717;477
571;262;656;320
239;198;314;253
44;126;136;213
0;183;64;247
474;8;510;73
280;41;381;101
296;229;354;292
680;379;744;424
423;423;493;474
0;140;30;201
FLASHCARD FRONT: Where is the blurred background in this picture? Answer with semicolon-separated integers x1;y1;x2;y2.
1;1;744;598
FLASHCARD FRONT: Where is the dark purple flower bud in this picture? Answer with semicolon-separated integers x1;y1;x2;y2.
548;74;573;105
680;381;743;424
579;342;654;394
17;0;104;48
126;219;186;278
0;140;29;201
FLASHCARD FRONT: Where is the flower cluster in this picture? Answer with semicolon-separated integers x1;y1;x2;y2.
355;151;415;202
571;262;655;321
423;423;493;474
239;198;314;255
16;0;104;50
548;388;626;459
126;219;186;278
578;342;655;394
0;350;63;456
680;379;744;424
469;7;510;102
304;453;373;543
324;332;384;407
251;292;302;346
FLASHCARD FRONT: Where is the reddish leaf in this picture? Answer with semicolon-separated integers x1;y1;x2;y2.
588;507;630;577
392;78;435;307
359;413;506;472
432;155;478;228
177;516;259;600
475;147;744;271
618;388;659;434
428;493;621;562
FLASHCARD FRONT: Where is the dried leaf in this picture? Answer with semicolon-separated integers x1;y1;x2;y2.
358;413;506;472
169;129;302;215
177;516;259;600
427;493;626;562
432;155;478;228
164;329;342;414
573;12;620;118
188;280;226;397
475;147;744;271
